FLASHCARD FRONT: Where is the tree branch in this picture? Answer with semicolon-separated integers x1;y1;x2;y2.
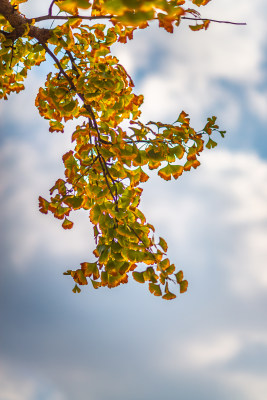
32;14;113;23
48;0;57;16
0;0;51;42
181;16;246;26
32;13;246;26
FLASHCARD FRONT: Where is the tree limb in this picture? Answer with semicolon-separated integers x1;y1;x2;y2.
0;0;51;42
32;13;246;26
181;16;246;25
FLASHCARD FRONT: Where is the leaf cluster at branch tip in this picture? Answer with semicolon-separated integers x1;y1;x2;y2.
0;0;224;299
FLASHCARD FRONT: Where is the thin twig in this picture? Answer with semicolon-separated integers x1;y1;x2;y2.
99;153;119;203
32;13;246;26
66;49;80;76
48;0;57;16
33;14;113;23
39;40;100;129
128;225;158;263
40;40;77;90
181;16;246;26
40;42;115;203
97;151;118;205
74;155;99;186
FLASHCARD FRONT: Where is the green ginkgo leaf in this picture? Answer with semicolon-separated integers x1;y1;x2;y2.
175;270;184;284
132;271;145;284
149;283;162;297
72;284;81;293
179;280;188;294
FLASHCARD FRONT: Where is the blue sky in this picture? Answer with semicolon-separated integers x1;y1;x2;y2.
1;1;267;399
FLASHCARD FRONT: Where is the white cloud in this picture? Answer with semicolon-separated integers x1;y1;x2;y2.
221;371;267;400
0;364;65;400
247;88;267;121
0;137;94;270
156;328;267;400
141;149;267;297
160;333;241;371
113;0;267;125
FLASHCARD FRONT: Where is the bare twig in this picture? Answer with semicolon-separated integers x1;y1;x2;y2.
33;14;113;23
48;0;57;16
74;155;99;187
39;40;77;90
97;151;118;206
39;41;100;128
32;13;246;26
181;16;246;26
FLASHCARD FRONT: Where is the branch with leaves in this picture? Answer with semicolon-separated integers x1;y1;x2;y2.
0;0;242;300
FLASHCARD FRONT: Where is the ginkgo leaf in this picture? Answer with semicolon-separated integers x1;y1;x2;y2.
191;0;212;6
71;269;88;285
179;280;188;293
158;164;172;181
165;264;175;275
75;0;91;8
132;271;145;284
72;284;81;293
56;0;79;14
162;291;176;300
81;262;99;279
159;258;170;270
62;218;74;230
63;196;83;209
206;138;217;149
91;279;101;289
149;283;162;297
38;196;49;214
171;164;183;179
177;110;190;125
175;270;184;283
159;237;168;253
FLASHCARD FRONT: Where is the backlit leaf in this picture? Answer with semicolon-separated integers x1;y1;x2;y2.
175;270;183;283
132;271;145;284
72;284;81;293
206;138;217;149
62;217;74;230
180;280;188;293
158;164;172;181
38;196;49;214
191;0;212;6
149;283;162;297
159;237;168;253
162;291;176;300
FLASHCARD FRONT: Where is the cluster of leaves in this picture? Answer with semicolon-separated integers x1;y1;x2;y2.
0;0;225;299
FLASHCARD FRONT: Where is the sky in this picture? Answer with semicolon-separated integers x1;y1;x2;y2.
0;0;267;399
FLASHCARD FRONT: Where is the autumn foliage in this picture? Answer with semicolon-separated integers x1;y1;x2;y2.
0;0;226;299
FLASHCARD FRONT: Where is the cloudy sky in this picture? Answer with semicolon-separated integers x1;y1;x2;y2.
1;0;267;399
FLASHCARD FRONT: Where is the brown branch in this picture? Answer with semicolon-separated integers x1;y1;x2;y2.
0;0;51;42
40;42;119;208
181;16;246;26
0;0;246;44
48;0;57;16
66;50;80;76
39;41;101;133
97;151;118;206
73;155;99;187
39;40;77;89
32;14;113;23
32;13;246;26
